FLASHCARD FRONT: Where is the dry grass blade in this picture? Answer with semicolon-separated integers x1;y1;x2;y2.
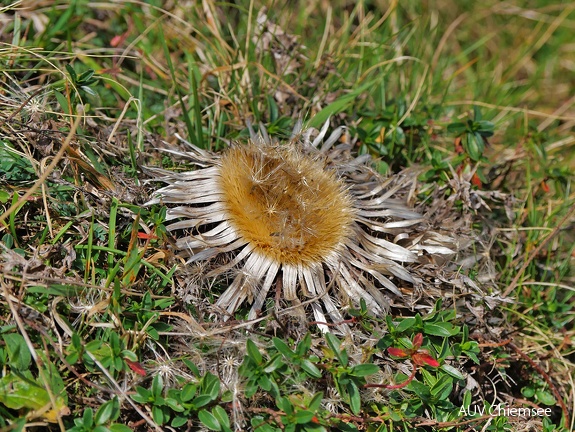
503;201;575;297
0;115;81;226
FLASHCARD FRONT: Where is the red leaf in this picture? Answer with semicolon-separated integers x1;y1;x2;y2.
454;137;464;154
110;31;129;48
387;347;408;358
110;35;123;47
125;359;146;376
412;352;439;368
471;173;482;188
412;333;423;349
137;232;158;240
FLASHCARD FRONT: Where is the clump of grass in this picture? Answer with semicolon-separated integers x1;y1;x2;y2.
0;1;573;431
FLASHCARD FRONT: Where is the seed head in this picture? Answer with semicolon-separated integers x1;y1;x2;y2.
219;144;354;266
147;121;451;331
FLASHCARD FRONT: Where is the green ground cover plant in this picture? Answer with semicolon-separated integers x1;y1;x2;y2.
0;1;573;431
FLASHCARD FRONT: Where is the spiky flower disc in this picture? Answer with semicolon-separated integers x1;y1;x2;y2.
219;144;355;265
148;122;427;331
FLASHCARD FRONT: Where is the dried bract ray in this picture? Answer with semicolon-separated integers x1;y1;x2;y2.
147;121;450;331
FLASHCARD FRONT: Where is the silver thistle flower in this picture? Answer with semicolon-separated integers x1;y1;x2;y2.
147;121;445;331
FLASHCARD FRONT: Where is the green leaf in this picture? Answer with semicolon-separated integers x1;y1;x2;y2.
66;64;77;82
164;397;184;412
151;405;166;425
407;379;431;400
0;373;44;410
264;354;284;373
122;242;143;285
395;317;416;332
440;364;465;381
82;407;94;428
45;1;75;37
212;405;231;429
85;339;103;353
415;314;424;328
476;120;494;135
521;386;535;398
277;396;293;415
295;410;315;424
113;356;123;372
272;337;294;358
131;386;151;403
472;105;482;121
109;425;133;432
109;332;121;352
463;132;484;161
348;382;361;415
198;409;221;431
423;322;460;337
447;122;467;134
325;333;348;366
183;358;200;376
462;390;472;408
54;90;70;115
535;390;556;406
251;416;276;432
151;374;164;399
296;333;312;356
2;333;31;370
300;359;322;378
0;189;10;203
267;95;279;122
181;383;198;402
385;315;396;333
244;381;258;398
192;394;214;409
246;339;263;364
350;364;379;377
171;416;188;428
0;373;68;421
201;372;221;400
462;325;469;343
337;374;350;386
465;350;480;364
78;69;95;83
308;391;323;412
258;374;272;391
438;337;451;359
430;375;453;400
95;397;120;425
27;285;79;296
121;350;137;362
81;85;98;97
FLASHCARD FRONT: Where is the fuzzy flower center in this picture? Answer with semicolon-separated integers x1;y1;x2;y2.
219;144;355;265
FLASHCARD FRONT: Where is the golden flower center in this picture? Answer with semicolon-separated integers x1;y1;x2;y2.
219;145;355;265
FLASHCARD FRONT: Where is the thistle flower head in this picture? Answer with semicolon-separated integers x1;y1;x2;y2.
147;121;434;331
219;143;355;266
